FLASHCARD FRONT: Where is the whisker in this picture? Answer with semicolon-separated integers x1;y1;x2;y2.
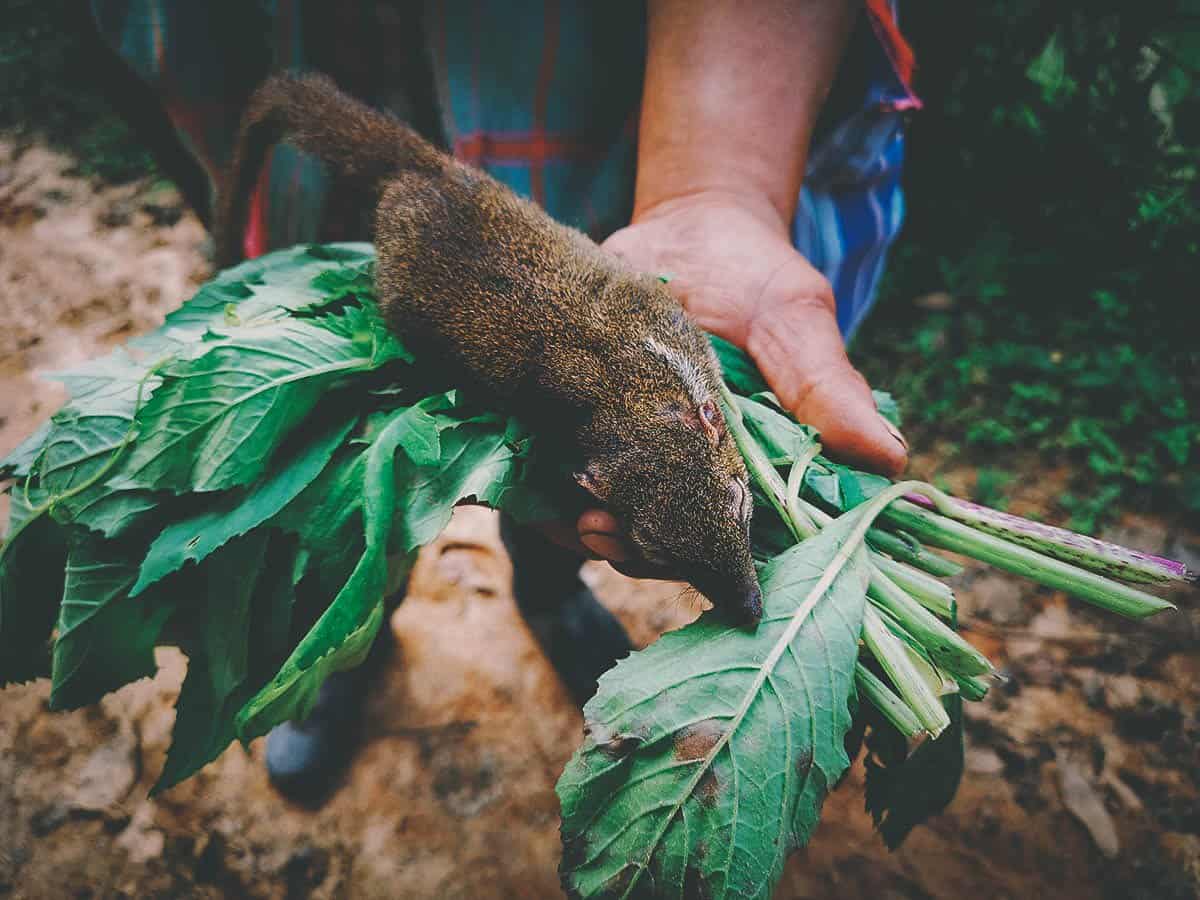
670;583;706;612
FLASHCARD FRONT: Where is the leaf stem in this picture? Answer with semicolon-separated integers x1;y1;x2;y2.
882;498;1175;618
862;605;951;738
785;438;820;533
718;384;815;541
867;564;992;678
865;527;965;578
907;488;1196;586
789;495;986;676
871;553;958;620
797;498;958;620
717;387;988;728
855;663;922;738
955;673;990;702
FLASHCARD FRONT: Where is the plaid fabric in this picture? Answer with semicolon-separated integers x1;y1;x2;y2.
91;0;917;338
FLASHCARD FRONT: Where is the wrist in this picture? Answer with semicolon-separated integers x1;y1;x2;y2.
629;185;792;236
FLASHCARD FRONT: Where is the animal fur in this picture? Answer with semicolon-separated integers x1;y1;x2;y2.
220;73;762;622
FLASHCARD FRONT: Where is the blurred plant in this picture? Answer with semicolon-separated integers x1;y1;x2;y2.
856;1;1200;524
0;0;158;181
974;468;1013;511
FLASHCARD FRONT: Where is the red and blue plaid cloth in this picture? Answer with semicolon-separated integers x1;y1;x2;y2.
91;0;917;338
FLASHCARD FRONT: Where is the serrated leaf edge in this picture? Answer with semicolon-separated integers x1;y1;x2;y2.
608;481;923;899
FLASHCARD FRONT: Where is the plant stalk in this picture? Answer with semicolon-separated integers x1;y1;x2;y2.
799;497;958;619
883;499;1175;618
862;604;951;738
871;553;958;620
866;526;965;578
719;384;816;541
855;663;922;737
867;564;992;677
906;489;1196;586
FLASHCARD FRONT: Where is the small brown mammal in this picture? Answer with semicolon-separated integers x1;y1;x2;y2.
220;73;762;622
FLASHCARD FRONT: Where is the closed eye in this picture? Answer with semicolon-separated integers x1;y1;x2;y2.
730;477;752;524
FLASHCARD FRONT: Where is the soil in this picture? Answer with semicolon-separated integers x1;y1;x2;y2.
1;138;1198;900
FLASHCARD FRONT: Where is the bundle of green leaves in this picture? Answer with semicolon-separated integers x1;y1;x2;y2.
1;245;1188;900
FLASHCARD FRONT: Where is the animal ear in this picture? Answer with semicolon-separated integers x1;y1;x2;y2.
673;397;725;446
574;461;612;501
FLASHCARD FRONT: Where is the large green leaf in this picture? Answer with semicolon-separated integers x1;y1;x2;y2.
0;350;164;537
131;412;356;596
139;243;376;352
271;445;371;602
3;245;369;518
392;412;529;552
267;399;451;601
0;493;67;685
736;393;817;462
29;351;160;531
0;420;52;480
111;307;398;494
733;394;890;515
66;488;163;538
235;403;441;738
154;530;293;792
236;398;530;738
49;530;182;709
558;505;874;900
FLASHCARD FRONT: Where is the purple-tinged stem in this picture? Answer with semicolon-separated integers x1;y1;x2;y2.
904;491;1196;587
883;498;1175;619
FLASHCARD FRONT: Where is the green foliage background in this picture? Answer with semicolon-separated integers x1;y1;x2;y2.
2;1;1197;525
853;2;1200;526
0;0;156;181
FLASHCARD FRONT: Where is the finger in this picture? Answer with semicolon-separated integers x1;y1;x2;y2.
748;295;908;476
576;509;636;563
576;510;682;581
609;558;685;582
599;227;645;263
532;519;599;558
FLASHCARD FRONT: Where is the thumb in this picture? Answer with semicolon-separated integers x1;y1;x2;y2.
747;297;908;476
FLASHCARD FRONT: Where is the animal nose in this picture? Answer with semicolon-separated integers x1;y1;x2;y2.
738;581;763;625
693;570;763;627
717;576;761;627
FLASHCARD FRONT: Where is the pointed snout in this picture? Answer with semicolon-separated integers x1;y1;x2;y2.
735;578;763;626
699;571;763;628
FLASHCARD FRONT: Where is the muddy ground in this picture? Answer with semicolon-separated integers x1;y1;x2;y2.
0;140;1197;900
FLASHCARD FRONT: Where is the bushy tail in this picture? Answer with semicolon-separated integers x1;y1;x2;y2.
216;72;443;267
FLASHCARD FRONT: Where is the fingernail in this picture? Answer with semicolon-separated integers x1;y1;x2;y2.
881;416;908;451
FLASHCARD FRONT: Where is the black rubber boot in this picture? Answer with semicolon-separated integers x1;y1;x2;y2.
499;516;633;706
264;611;396;806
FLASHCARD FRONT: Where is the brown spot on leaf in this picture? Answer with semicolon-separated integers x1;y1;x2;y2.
598;733;643;760
585;722;644;760
795;746;814;779
673;719;725;762
696;769;720;806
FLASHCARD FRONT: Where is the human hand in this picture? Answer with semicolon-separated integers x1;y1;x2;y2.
568;190;907;568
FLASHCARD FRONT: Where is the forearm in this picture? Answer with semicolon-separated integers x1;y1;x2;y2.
636;0;857;229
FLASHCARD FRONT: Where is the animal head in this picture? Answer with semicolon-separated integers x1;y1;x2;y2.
576;301;762;624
